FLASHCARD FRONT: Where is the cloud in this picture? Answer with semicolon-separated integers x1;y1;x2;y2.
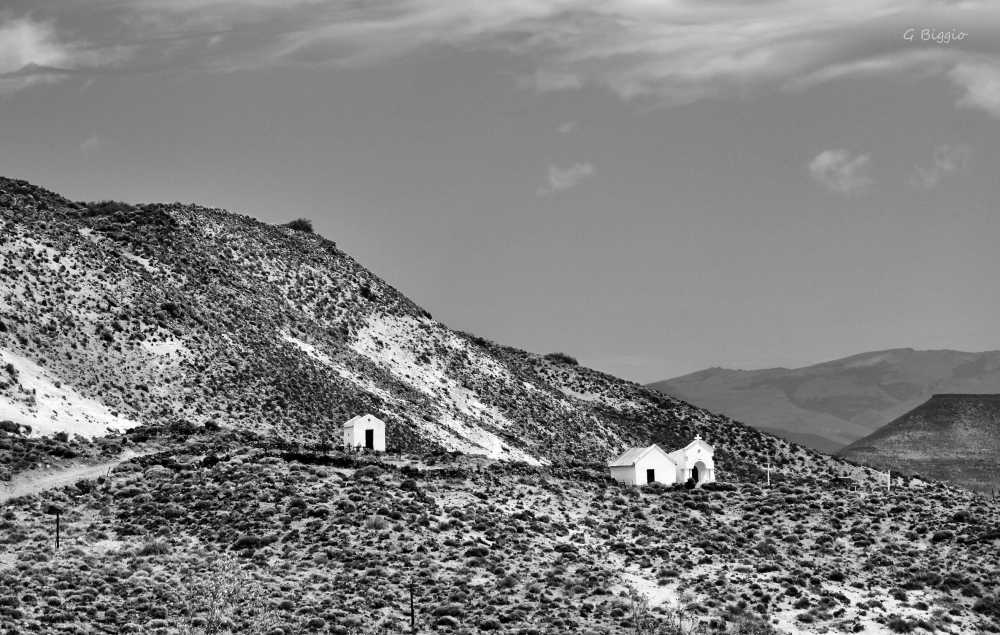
0;15;130;94
788;51;1000;121
785;49;965;92
538;163;595;195
13;1;1000;107
518;68;582;92
911;143;970;189
80;135;102;158
0;64;67;94
808;149;872;194
949;59;1000;118
0;17;72;93
245;2;1000;104
0;17;71;73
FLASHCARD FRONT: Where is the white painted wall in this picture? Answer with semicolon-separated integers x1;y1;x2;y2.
609;448;676;486
668;440;715;484
609;465;637;485
634;451;676;485
343;415;386;451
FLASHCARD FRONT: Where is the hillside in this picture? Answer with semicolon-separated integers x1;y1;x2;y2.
1;174;844;480
840;394;1000;494
3;177;1000;635
647;349;1000;454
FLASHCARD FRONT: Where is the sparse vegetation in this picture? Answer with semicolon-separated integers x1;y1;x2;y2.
84;199;136;216
2;440;998;633
284;218;313;233
173;554;279;635
544;351;579;365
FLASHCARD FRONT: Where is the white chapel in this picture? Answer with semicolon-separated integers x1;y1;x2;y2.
343;413;386;452
608;435;715;486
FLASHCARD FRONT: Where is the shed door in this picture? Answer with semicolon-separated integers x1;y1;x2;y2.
365;429;374;450
646;469;655;484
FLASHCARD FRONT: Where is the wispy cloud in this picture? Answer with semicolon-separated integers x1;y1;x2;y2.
80;134;102;158
0;17;70;73
0;15;130;94
0;64;65;95
795;53;1000;120
911;143;970;189
784;49;966;92
808;149;872;194
949;60;1000;118
0;17;72;93
538;163;595;195
519;69;582;93
7;0;1000;108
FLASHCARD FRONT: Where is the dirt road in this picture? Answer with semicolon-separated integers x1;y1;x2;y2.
0;449;149;505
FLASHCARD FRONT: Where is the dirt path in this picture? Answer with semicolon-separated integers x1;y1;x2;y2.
0;449;150;505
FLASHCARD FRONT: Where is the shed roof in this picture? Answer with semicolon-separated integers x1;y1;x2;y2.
609;444;671;467
342;413;385;429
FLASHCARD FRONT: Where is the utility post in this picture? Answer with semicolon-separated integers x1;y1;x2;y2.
886;470;891;492
46;504;63;550
403;559;418;635
409;577;416;634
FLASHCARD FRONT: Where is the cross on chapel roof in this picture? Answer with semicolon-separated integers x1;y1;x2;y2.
694;434;702;441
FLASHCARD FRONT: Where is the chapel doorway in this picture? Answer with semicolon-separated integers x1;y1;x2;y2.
646;469;655;484
365;429;374;450
694;461;708;483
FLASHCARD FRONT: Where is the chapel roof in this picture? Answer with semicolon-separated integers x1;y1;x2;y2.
342;413;384;429
682;434;714;451
609;444;670;467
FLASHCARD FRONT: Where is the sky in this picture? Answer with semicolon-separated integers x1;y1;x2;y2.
2;1;1000;384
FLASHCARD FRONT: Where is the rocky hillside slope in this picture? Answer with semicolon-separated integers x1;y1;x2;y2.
1;435;999;635
647;349;1000;454
840;394;1000;494
3;175;843;481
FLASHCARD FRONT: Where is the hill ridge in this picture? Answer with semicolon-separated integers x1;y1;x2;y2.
840;393;1000;493
2;174;836;481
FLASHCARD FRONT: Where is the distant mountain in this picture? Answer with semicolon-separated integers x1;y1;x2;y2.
840;394;1000;493
647;349;1000;453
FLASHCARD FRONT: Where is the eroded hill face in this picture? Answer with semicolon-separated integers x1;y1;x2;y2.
840;394;1000;494
648;349;1000;454
1;175;853;479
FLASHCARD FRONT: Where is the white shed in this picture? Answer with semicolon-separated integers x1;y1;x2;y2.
666;435;715;484
342;414;386;452
608;444;677;486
